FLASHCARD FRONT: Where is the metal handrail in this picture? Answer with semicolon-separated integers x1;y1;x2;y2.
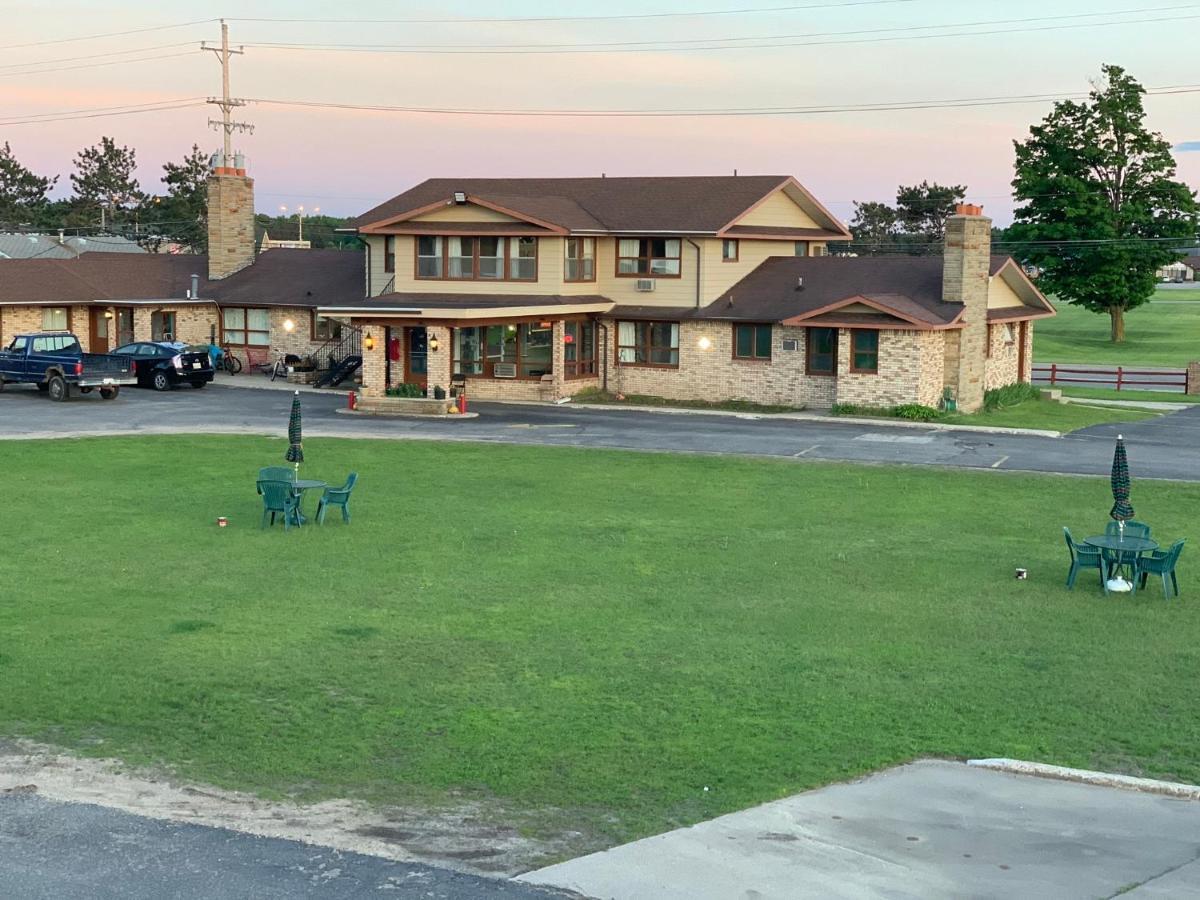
311;321;363;371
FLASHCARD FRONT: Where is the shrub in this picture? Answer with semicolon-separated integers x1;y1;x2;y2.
983;382;1041;412
892;403;944;422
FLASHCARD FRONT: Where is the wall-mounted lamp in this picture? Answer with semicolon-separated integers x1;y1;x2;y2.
428;335;440;352
283;318;296;333
364;332;375;351
103;310;114;320
697;336;713;351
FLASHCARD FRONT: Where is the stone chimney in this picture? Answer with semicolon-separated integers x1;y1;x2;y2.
206;151;255;280
943;203;991;414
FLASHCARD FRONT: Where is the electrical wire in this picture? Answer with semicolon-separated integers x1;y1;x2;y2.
0;19;215;51
0;101;207;127
0;41;198;71
0;51;200;80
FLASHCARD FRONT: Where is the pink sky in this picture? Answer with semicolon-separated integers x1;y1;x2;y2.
3;0;1198;225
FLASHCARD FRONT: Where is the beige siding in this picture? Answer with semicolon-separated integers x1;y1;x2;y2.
988;273;1027;310
735;189;823;229
409;202;522;223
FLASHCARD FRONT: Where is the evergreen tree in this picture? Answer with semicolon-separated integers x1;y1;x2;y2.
0;142;57;229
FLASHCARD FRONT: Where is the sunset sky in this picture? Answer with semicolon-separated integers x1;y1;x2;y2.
3;0;1198;225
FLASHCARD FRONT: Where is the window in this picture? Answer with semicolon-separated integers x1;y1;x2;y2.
7;336;27;353
384;236;396;273
151;311;176;342
850;329;879;374
1003;323;1017;344
794;241;810;257
616;238;682;277
416;235;537;281
722;239;739;262
509;237;537;280
312;313;343;342
42;307;68;331
617;321;679;366
416;236;443;278
565;237;595;282
453;323;556;378
222;307;270;346
806;327;837;375
564;320;597;377
31;334;80;353
733;323;772;360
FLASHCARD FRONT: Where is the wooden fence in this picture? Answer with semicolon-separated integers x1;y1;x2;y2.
1033;364;1190;393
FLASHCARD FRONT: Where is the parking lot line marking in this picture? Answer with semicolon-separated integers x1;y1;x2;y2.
793;445;820;457
991;455;1010;469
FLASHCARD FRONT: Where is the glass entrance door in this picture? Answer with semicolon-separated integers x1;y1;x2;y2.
406;327;428;386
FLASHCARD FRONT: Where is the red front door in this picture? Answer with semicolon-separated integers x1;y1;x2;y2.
89;307;110;353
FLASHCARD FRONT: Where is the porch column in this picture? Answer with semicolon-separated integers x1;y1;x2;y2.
427;325;452;398
359;323;388;398
551;319;566;400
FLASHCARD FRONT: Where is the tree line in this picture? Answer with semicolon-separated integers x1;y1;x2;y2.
0;138;355;252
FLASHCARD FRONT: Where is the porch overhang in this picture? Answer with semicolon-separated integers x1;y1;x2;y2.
318;293;614;322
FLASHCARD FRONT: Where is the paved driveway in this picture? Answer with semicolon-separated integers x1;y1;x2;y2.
519;761;1200;900
1;383;1198;481
0;793;570;900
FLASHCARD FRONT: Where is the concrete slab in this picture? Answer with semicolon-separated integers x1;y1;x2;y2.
518;760;1200;900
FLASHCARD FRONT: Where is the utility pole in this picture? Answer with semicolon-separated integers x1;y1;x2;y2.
203;19;253;162
280;205;320;242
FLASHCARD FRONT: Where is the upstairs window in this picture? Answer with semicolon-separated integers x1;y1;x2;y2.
384;236;396;273
794;241;810;257
733;323;772;360
617;238;682;277
416;235;537;281
565;237;595;282
722;239;739;262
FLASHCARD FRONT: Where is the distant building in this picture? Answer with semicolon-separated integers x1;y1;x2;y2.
1156;257;1199;282
260;230;312;250
0;233;147;260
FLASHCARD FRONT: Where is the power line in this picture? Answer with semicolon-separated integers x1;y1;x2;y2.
230;0;919;26
0;41;197;71
0;101;207;127
240;8;1200;55
242;83;1200;120
0;18;215;51
0;98;205;122
240;4;1200;53
0;50;199;80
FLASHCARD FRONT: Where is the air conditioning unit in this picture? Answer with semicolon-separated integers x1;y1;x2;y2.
635;279;656;292
493;362;517;378
782;339;800;352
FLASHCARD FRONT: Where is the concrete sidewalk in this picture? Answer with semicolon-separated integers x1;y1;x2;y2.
518;760;1200;900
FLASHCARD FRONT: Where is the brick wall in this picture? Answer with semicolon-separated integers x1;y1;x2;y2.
359;328;387;397
207;173;255;280
984;323;1021;390
942;212;991;412
835;329;944;409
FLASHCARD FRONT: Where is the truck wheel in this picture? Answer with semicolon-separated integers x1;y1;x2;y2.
48;375;69;402
152;371;171;391
99;386;120;400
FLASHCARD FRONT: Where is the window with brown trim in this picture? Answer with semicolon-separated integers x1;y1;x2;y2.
416;235;537;281
722;239;739;262
617;320;679;366
733;323;771;360
806;327;837;375
794;241;810;257
616;238;682;277
312;312;343;342
850;329;879;374
564;237;595;282
384;236;396;273
564;320;597;378
151;311;177;341
222;307;270;346
42;307;69;331
452;323;553;378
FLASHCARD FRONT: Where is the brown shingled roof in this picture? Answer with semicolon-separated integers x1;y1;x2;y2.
352;175;824;234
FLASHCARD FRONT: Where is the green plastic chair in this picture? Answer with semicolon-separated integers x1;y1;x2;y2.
316;473;357;525
1136;539;1185;599
258;479;300;530
259;466;296;483
1064;527;1106;593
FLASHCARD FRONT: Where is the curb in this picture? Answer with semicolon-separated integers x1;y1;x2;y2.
334;409;479;420
967;758;1200;799
209;378;352;396
488;399;1064;438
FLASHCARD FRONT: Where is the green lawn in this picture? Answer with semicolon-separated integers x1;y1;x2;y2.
1035;297;1200;366
940;397;1158;431
2;437;1198;856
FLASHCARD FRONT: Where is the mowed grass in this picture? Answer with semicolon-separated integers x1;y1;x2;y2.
1;436;1199;848
1035;297;1200;366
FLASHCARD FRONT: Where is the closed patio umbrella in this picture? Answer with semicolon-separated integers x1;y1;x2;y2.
286;390;303;469
1110;434;1134;523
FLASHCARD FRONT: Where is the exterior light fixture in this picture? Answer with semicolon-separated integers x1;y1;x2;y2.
453;191;467;204
507;324;517;332
103;310;114;319
364;332;375;351
697;336;713;351
283;318;296;333
428;335;440;352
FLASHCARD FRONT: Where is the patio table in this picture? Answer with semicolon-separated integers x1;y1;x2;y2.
1084;534;1158;589
291;479;327;525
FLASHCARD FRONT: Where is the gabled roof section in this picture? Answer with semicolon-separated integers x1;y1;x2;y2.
781;293;963;328
718;177;851;241
350;175;823;234
989;256;1056;320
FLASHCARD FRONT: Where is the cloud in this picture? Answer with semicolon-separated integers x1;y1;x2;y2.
1175;141;1200;152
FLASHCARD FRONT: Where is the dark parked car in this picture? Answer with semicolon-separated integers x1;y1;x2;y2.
113;342;214;391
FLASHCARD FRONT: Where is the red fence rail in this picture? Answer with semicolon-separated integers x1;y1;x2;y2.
1033;364;1189;392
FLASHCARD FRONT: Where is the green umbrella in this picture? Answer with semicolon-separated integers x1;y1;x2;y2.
285;390;304;468
1110;433;1134;522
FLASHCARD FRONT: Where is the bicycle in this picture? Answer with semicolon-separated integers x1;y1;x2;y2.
266;351;291;382
217;346;242;375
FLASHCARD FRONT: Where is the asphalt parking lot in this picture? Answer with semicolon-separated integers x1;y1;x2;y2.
1;380;1198;481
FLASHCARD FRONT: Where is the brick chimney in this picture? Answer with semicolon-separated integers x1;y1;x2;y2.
206;151;255;280
942;204;991;414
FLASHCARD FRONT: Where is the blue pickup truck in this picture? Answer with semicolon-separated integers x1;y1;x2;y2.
0;332;136;401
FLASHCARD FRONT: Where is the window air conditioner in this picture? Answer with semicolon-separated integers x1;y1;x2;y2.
494;363;518;378
782;339;800;352
635;279;656;292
